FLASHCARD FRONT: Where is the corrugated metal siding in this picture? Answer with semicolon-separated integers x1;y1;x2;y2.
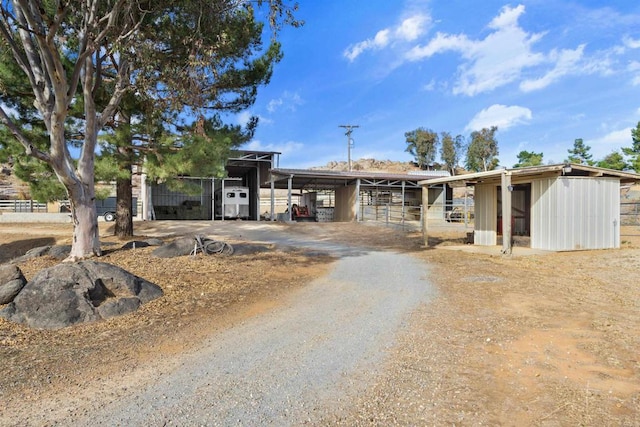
474;184;497;245
532;177;620;250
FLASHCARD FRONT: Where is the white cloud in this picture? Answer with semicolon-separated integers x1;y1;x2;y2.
489;3;525;29
405;32;471;61
243;139;303;156
422;79;436;91
465;104;532;131
406;4;636;95
266;99;283;113
266;91;303;113
629;60;640;86
406;5;548;96
343;13;430;62
520;45;586;92
623;36;640;49
396;15;427;41
237;111;253;126
587;127;633;158
237;111;272;126
590;128;632;146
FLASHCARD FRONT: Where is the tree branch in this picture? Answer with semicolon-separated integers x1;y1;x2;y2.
0;106;50;163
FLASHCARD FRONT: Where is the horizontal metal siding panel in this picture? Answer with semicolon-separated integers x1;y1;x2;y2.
474;184;496;245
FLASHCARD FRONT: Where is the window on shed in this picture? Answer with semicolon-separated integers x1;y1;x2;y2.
239;192;247;198
226;192;236;198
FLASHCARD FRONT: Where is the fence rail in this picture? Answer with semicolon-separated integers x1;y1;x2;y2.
0;200;48;213
621;202;640;226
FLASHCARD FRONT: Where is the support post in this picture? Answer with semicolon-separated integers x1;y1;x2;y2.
221;179;225;222
211;178;215;221
287;175;293;222
256;166;260;221
501;171;512;254
270;174;275;221
355;178;361;222
401;181;406;224
422;186;429;246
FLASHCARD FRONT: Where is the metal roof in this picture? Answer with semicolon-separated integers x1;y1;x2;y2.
418;163;640;187
268;168;450;190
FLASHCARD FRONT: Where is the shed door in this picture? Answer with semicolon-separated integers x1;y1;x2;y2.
497;184;531;237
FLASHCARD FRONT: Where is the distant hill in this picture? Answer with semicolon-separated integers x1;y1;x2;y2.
0;164;29;199
311;159;421;173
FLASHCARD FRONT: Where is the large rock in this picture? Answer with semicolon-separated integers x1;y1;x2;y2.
10;244;71;263
151;237;195;258
0;264;27;305
0;261;163;329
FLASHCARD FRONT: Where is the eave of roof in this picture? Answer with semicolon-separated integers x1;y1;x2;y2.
271;168;449;181
418;164;640;186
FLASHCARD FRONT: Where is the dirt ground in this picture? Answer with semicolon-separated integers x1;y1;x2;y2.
0;221;639;425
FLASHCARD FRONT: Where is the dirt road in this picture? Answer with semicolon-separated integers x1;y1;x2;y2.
59;251;433;426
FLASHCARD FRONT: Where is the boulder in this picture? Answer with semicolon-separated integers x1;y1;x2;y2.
0;261;163;329
0;264;27;305
121;240;151;249
121;238;163;250
47;245;72;259
10;244;70;263
151;237;195;258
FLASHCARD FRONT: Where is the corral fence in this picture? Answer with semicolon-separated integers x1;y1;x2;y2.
621;202;640;239
359;198;475;232
0;199;48;213
621;202;640;226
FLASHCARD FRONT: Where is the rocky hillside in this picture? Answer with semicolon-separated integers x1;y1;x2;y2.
0;164;29;199
311;159;420;173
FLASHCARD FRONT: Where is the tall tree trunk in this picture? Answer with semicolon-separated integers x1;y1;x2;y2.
65;170;101;261
115;171;134;238
114;111;134;238
48;113;101;261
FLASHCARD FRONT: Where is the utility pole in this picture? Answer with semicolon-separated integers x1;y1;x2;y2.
339;125;359;172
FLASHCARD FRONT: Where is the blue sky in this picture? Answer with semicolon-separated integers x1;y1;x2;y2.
239;0;640;169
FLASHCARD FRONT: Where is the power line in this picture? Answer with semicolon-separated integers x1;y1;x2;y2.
339;125;359;172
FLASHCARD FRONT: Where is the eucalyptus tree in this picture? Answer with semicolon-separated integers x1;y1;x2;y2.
465;126;499;172
0;0;299;259
404;127;439;170
440;132;464;175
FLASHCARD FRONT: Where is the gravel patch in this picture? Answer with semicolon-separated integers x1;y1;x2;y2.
63;251;434;426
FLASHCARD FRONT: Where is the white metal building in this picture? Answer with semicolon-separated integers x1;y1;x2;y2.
420;164;640;252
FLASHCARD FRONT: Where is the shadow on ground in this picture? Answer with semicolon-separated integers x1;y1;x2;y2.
0;238;57;264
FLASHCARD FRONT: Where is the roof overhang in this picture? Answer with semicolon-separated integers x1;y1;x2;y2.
418;164;640;187
268;168;449;190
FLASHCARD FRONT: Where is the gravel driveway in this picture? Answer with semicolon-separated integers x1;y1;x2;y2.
65;238;435;425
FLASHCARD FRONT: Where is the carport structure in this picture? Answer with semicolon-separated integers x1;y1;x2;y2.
142;150;280;221
267;168;448;222
419;164;640;253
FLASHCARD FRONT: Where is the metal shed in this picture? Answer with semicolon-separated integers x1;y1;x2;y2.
419;164;640;252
